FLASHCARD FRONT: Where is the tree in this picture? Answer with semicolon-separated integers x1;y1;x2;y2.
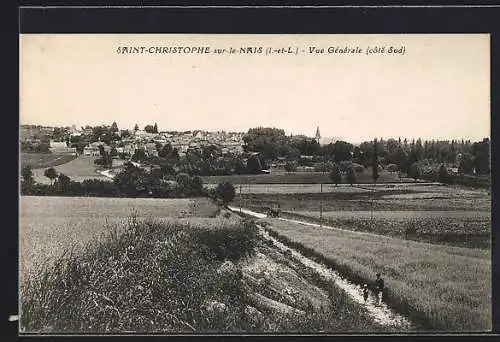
472;138;490;175
437;164;451;184
110;122;119;133
284;161;297;174
372;139;379;183
144;125;156;133
134;124;139;132
44;167;58;186
458;153;474;175
189;175;204;195
21;165;34;185
153;122;158;134
332;141;354;163
346;166;356;186
158;143;173;158
132;148;148;163
56;173;71;193
408;162;422;182
176;173;191;190
113;162;147;197
246;155;263;174
215;181;236;206
232;158;246;175
329;163;342;186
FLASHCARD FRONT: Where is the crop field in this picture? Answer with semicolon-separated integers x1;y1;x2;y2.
21;153;77;170
236;185;490;212
235;184;490;249
30;156;113;184
260;218;491;331
287;213;490;249
203;169;413;185
19;196;219;280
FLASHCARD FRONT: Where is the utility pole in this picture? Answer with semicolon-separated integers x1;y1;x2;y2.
371;184;374;224
320;182;323;227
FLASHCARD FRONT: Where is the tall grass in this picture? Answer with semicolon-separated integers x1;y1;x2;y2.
20;214;258;333
21;212;393;333
262;221;491;332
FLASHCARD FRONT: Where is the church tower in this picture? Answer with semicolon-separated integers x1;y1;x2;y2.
315;126;321;142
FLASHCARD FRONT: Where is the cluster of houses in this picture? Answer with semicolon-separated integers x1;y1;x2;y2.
80;129;245;159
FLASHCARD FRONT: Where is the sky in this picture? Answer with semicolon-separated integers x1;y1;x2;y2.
19;34;490;143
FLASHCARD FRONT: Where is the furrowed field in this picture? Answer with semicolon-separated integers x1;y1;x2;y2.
260;218;491;331
235;184;490;249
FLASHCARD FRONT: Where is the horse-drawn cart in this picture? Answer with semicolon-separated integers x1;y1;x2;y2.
267;203;281;217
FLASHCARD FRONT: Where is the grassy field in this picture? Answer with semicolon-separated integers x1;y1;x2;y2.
19;196;219;280
203;169;413;185
30;156;113;184
20;202;389;333
21;153;77;170
260;218;491;331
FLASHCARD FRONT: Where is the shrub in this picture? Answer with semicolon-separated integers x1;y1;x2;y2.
192;219;258;262
329;164;342;186
314;162;334;173
284;161;297;173
176;173;191;189
352;163;364;173
215;181;236;206
346;167;356;186
339;161;353;173
437;164;452;184
387;164;398;173
408;163;422;181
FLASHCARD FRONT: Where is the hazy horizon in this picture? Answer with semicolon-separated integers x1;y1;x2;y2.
20;34;490;143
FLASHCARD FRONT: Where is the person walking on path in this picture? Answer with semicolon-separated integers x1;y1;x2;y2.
375;273;384;305
362;284;370;303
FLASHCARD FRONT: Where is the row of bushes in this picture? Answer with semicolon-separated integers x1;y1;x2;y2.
419;170;490;188
20;163;210;198
21;179;208;198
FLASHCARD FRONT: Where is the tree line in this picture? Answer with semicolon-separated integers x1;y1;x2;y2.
242;127;490;176
20;163;207;198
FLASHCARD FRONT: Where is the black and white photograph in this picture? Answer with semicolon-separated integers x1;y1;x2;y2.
19;33;491;334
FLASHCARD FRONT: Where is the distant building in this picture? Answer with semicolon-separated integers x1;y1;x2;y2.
315;126;321;141
49;140;77;155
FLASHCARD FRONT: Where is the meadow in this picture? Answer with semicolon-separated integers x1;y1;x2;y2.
21;153;77;170
260;218;491;332
19;196;219;281
29;156;114;184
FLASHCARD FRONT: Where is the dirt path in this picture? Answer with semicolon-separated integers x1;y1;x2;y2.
230;206;413;330
230;207;406;241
